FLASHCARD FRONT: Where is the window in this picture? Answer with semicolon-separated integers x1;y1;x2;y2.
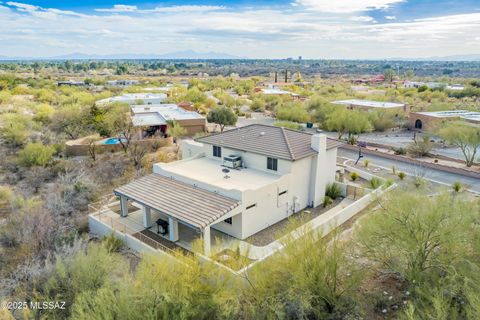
246;204;257;210
224;217;232;225
267;157;278;171
213;145;221;158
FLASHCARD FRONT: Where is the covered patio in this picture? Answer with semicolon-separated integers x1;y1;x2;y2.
113;173;241;256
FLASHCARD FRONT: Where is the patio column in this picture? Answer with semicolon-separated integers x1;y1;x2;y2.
168;217;179;242
120;196;128;217
143;206;152;228
203;226;211;257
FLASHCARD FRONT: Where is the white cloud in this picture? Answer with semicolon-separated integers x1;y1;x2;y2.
95;4;225;14
6;1;38;12
152;5;225;13
294;0;404;13
385;15;397;20
350;16;376;22
95;4;138;13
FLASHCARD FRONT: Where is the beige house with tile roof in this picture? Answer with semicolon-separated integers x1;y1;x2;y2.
102;124;341;256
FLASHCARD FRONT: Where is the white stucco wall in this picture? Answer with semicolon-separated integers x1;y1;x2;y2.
163;137;338;240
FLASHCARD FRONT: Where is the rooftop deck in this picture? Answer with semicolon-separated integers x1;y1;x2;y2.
158;156;280;191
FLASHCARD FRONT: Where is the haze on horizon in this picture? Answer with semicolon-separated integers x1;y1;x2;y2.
1;0;480;59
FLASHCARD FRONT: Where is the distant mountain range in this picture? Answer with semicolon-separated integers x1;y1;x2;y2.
0;50;245;60
396;54;480;61
0;51;479;61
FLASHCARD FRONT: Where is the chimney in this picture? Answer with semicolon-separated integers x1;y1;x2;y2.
311;134;327;152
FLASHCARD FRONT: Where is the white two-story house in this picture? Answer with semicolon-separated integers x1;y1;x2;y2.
109;124;341;255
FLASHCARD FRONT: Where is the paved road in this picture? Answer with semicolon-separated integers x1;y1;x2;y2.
338;148;480;193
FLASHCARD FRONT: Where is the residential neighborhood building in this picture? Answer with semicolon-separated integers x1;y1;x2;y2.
255;86;300;99
96;93;167;105
332;99;408;113
409;110;480;131
97;124;342;255
106;79;140;87
130;104;206;137
403;81;465;91
57;80;89;87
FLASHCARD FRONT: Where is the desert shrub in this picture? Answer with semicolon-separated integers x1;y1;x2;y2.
369;177;382;189
250;98;266;112
325;182;342;199
273;121;303;130
358;191;480;318
407;136;434;157
17;142;56;167
101;233;123;253
364;159;369;167
323;196;333;207
452;181;463;193
391;147;406;155
0;113;33;146
44;169;98;215
398;172;406;180
39;244;127;319
350;172;359;181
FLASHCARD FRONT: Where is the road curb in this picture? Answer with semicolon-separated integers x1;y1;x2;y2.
340;144;480;180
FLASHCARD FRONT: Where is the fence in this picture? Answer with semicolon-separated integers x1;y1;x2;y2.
66;137;173;157
88;198;186;257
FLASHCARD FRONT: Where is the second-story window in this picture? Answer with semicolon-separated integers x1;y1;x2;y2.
213;145;221;158
267;157;278;171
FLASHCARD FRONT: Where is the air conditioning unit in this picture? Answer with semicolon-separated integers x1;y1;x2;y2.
223;155;242;169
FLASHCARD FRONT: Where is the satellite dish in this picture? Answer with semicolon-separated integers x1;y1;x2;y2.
222;168;230;179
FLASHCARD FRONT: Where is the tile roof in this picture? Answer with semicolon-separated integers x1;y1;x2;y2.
114;174;240;229
195;124;341;161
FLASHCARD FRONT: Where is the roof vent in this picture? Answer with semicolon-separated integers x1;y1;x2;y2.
259;131;266;136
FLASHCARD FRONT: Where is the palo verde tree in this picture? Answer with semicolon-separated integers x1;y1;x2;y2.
167;120;187;145
438;121;480;167
325;109;372;143
207;106;237;132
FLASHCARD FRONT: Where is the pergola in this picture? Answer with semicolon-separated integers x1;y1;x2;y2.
114;174;240;256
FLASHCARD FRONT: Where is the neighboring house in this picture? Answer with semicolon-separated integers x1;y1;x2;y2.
332;99;408;113
109;124;341;255
131;104;206;137
255;86;300;99
409;110;480;131
106;79;140;87
403;81;465;91
96;93;167;105
57;80;88;87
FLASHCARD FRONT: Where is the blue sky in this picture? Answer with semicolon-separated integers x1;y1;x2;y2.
1;0;479;58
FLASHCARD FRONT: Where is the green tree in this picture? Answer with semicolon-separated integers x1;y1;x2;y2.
438;121;480;167
383;68;396;83
207;106;237;132
325;109;372;143
404;69;415;79
17;142;56;167
275;102;310;123
167;120;187;145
